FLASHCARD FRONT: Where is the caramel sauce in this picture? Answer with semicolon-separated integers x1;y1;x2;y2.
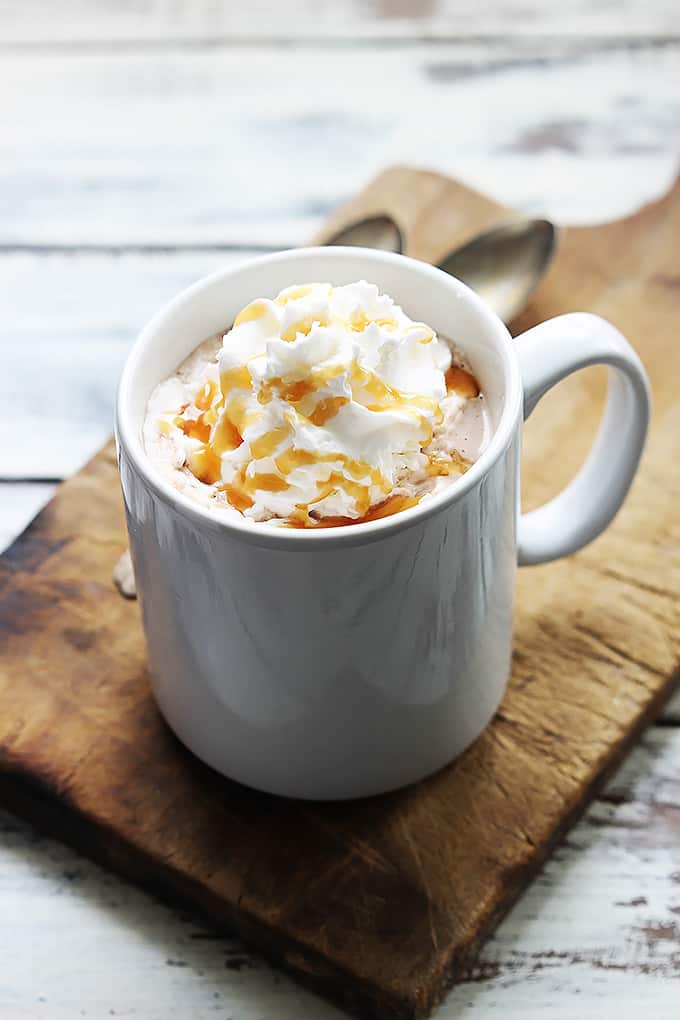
259;365;344;405
313;471;372;516
276;362;478;527
251;472;289;492
233;300;270;327
219;467;290;511
275;284;321;305
211;416;242;455
274;448;389;490
280;316;328;342
348;311;397;332
176;415;212;444
285;493;421;529
174;376;240;487
220;366;252;392
194;379;217;411
276;378;316;403
171;301;482;528
222;476;255;513
427;450;471;477
445;365;479;398
202;402;222;427
274;447;317;474
217;464;256;512
249;423;292;459
351;363;440;421
308;395;350;426
189;445;222;485
253;366;350;426
362;493;420;520
224;393;253;433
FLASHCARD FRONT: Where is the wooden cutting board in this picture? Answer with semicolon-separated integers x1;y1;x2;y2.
1;168;679;1020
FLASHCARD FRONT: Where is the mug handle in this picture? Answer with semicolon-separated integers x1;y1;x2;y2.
515;313;651;566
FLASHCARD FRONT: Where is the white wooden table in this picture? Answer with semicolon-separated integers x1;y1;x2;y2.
1;3;680;1017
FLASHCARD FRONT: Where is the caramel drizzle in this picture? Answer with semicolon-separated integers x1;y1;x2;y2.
174;378;241;485
284;493;421;529
427;449;471;478
169;311;480;525
280;315;329;342
445;364;479;398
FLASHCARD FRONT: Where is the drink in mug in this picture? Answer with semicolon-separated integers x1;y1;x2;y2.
116;248;650;799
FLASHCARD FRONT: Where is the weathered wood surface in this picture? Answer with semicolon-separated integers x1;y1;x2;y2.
1;41;678;250
0;483;55;551
2;723;679;1019
1;0;679;43
2;22;679;487
1;168;679;1020
2;2;680;1016
2;25;679;489
0;252;243;479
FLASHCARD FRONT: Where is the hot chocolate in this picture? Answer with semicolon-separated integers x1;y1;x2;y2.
143;280;490;527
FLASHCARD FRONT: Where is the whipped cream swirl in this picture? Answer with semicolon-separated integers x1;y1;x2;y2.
152;281;480;525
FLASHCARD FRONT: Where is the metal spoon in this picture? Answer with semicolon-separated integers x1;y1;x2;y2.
438;218;556;323
325;214;404;253
324;214;556;323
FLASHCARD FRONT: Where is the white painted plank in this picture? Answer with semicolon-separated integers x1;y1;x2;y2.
0;252;249;478
443;727;680;1016
0;806;345;1020
1;0;679;45
0;45;678;246
662;688;680;723
0;483;55;551
0;727;678;1019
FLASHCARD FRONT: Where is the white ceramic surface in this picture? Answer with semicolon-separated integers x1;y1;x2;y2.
115;248;650;800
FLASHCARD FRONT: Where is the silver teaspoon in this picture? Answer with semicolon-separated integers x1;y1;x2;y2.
325;214;404;253
324;214;556;323
437;218;556;324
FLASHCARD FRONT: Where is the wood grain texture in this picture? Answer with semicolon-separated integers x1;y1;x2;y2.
0;168;679;1020
3;9;679;484
2;727;679;1017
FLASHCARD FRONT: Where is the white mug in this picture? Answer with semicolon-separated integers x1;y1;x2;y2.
116;248;650;800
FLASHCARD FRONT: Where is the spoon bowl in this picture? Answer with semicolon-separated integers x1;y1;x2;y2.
323;212;556;324
324;214;403;252
437;219;557;324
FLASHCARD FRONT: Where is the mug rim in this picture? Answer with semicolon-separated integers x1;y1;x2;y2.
116;247;523;549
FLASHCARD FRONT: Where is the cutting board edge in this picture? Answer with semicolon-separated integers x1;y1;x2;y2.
0;755;412;1020
1;660;678;1020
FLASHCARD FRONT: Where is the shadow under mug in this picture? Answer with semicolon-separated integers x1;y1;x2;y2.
116;248;650;799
